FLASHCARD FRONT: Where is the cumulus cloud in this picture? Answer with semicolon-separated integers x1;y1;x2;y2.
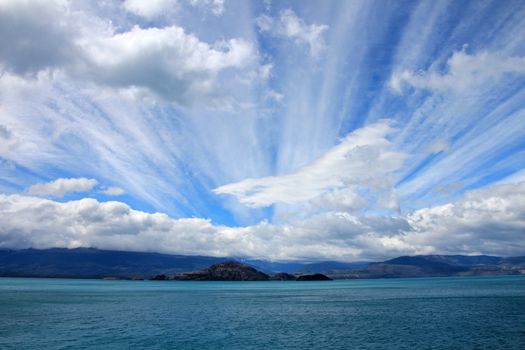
406;182;525;257
26;178;98;197
0;0;259;106
256;9;328;57
103;186;126;196
0;0;78;75
78;25;257;104
0;194;422;260
1;181;524;260
308;187;367;212
389;50;525;94
214;121;406;210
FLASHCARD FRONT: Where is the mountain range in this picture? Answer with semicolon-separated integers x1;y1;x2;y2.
330;255;525;279
0;248;524;279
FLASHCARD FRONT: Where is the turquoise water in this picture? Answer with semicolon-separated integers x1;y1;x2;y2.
1;276;524;349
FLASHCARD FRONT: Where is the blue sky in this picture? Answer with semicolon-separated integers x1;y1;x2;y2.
0;0;524;261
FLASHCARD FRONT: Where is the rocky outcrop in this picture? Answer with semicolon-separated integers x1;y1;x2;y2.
270;272;297;280
296;273;332;281
173;261;270;281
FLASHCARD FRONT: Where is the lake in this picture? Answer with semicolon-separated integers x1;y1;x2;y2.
1;275;524;349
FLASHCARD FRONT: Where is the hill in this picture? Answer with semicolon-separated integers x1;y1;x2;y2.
172;261;270;281
341;255;525;279
0;248;226;279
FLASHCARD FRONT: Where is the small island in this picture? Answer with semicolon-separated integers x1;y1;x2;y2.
174;261;270;281
149;261;334;281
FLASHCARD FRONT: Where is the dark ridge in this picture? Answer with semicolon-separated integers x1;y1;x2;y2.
347;255;525;279
386;255;503;267
296;273;332;281
384;256;468;274
0;248;227;279
245;259;370;273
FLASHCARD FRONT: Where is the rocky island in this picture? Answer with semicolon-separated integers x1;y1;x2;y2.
171;261;270;281
149;261;334;281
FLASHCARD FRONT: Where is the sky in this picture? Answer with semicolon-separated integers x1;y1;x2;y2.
0;0;524;261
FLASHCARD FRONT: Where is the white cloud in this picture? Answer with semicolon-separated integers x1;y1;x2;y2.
406;182;525;256
389;50;525;94
256;9;328;57
2;181;524;260
0;0;78;75
0;194;425;260
308;187;367;212
214;121;406;209
0;0;259;106
26;178;98;197
122;0;178;20
78;25;257;104
103;186;126;196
